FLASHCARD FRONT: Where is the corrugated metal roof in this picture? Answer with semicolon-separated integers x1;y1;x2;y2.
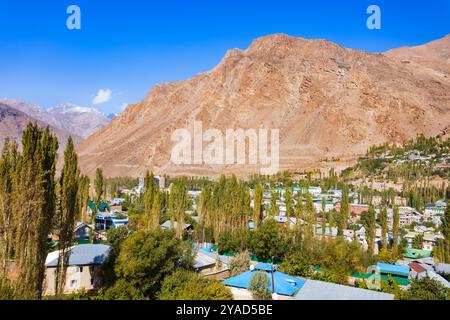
161;221;192;230
415;271;450;289
294;279;394;300
45;244;111;267
436;263;450;274
377;263;410;277
222;268;305;296
194;250;217;269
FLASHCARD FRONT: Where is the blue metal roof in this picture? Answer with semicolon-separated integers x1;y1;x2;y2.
222;265;305;296
45;244;111;267
377;263;410;277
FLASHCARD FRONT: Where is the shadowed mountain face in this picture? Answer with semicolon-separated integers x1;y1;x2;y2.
0;103;81;151
77;34;450;178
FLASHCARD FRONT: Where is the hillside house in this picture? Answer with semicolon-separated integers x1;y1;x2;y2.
43;244;111;296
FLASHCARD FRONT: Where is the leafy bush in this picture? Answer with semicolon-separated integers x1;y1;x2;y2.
229;251;250;276
249;271;272;300
157;270;232;300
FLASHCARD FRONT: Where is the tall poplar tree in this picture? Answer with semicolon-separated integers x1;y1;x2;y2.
269;188;279;218
285;188;293;228
0;140;17;281
14;123;58;299
55;137;79;296
294;192;304;235
441;202;450;262
392;205;400;255
339;188;349;235
149;189;161;231
253;183;263;230
365;205;376;254
94;168;104;201
380;206;388;251
143;171;155;228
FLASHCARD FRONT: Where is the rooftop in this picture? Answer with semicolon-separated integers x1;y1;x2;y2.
377;263;410;277
294;279;394;300
45;244;111;267
222;263;305;296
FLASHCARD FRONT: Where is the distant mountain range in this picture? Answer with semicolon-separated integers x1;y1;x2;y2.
0;102;81;151
0;99;112;150
76;33;450;178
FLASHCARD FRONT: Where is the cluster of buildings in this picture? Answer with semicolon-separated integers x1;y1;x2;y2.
40;179;447;299
247;185;447;254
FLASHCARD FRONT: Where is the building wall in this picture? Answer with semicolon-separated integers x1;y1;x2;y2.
227;287;293;300
43;265;99;296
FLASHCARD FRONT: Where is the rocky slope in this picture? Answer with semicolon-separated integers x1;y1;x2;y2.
77;34;450;178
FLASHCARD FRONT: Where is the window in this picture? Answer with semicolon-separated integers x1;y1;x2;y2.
77;266;84;273
70;280;77;288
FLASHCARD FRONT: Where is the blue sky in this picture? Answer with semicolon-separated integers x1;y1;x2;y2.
0;0;448;114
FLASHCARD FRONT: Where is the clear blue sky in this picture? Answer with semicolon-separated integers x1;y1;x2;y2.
0;0;448;114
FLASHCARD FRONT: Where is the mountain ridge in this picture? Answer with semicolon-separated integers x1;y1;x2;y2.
71;34;449;177
0;99;111;139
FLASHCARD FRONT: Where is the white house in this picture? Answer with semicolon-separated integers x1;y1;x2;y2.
43;244;111;296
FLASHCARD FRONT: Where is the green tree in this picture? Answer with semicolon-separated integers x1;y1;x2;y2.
100;278;146;300
100;226;129;287
0;139;17;281
14;124;58;299
338;189;349;237
294;192;304;235
441;202;450;262
253;183;263;229
143;171;155;228
157;270;232;300
77;175;90;223
269;188;279;218
250;219;288;261
94;168;104;201
229;251;250;276
285;188;293;228
392;206;400;255
412;234;424;250
113;228;193;298
380;206;388;251
400;276;450;300
55;137;80;296
249;271;272;300
364;206;376;254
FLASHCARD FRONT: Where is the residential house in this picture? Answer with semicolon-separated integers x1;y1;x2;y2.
222;263;305;300
95;211;129;231
194;247;231;278
43;244;111;295
161;220;193;235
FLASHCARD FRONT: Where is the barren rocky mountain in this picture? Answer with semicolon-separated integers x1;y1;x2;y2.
77;34;450;178
0;102;81;151
385;34;450;73
0;99;111;139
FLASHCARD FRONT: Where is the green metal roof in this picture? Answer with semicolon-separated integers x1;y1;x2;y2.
404;248;432;259
352;272;410;286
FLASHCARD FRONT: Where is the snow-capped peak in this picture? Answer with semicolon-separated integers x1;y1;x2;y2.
48;103;104;116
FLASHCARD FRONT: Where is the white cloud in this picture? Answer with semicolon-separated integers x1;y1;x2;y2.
92;89;112;105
